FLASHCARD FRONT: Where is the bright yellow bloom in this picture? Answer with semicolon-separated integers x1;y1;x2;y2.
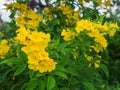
15;27;30;45
0;39;10;59
108;30;116;37
75;19;94;33
95;37;107;48
109;23;119;28
7;3;43;29
88;29;103;38
6;3;28;11
61;29;77;41
15;28;57;73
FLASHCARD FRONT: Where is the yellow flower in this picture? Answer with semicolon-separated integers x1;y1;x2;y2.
94;60;100;68
18;30;57;73
0;39;10;59
61;29;77;41
109;23;119;28
90;45;101;53
88;29;102;38
75;20;94;33
96;0;102;5
104;0;110;7
95;37;107;48
108;30;116;37
44;7;50;14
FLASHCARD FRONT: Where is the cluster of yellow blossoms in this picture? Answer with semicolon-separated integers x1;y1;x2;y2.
15;27;57;73
76;19;118;48
84;54;101;68
62;19;118;48
0;39;10;59
6;3;57;73
61;19;119;68
61;29;77;41
43;0;80;25
6;3;43;29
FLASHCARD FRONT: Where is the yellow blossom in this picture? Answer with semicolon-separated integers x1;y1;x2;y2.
61;29;77;41
94;37;107;48
0;39;10;59
104;0;110;7
90;45;101;53
15;29;57;73
96;0;102;5
94;60;100;68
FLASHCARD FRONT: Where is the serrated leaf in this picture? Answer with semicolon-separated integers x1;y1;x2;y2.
54;71;68;79
14;64;27;76
47;76;56;90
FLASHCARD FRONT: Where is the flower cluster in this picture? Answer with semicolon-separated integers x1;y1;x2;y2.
6;3;28;11
61;29;77;41
15;27;57;73
76;19;119;48
43;0;80;26
0;39;10;59
5;2;57;73
84;54;102;68
61;19;119;68
6;3;43;29
62;19;119;49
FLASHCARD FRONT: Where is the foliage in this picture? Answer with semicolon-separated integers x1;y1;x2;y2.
0;0;120;90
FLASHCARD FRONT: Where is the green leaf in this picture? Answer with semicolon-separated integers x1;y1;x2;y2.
0;57;21;66
17;46;27;61
100;64;109;78
14;64;27;76
98;15;105;23
29;70;35;79
54;71;68;79
55;64;67;72
38;80;45;90
66;67;78;76
83;82;95;90
34;72;46;78
25;78;38;90
47;76;56;90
